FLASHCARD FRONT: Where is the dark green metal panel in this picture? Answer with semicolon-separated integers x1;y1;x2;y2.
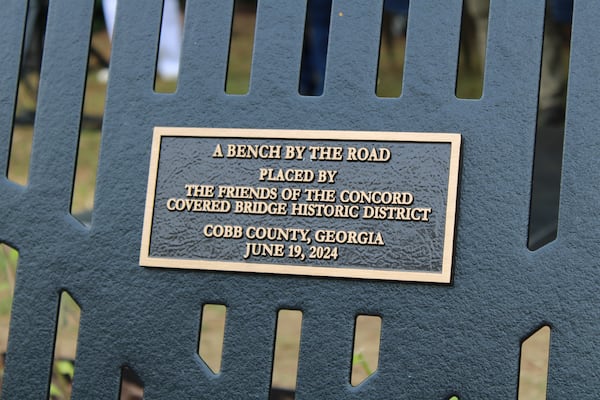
0;0;598;398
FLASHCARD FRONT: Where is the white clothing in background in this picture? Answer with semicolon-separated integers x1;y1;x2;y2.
102;0;182;79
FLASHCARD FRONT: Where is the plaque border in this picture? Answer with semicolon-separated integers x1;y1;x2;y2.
140;127;461;283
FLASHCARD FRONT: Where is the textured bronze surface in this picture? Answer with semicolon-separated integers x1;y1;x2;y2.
141;128;460;282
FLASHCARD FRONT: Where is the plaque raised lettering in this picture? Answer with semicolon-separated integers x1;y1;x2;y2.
140;128;461;283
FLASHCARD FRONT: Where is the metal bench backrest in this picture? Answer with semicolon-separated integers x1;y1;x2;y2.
1;0;599;398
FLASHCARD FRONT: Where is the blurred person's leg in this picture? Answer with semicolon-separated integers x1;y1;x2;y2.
23;0;44;59
538;1;572;125
299;0;331;95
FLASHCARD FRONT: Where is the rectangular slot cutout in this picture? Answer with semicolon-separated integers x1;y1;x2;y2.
70;129;102;225
197;304;227;374
225;0;257;94
7;1;50;185
49;291;81;400
269;309;303;399
351;315;382;387
70;17;111;224
518;325;551;400
0;244;19;394
298;0;333;96
528;1;573;250
153;0;184;93
455;0;490;99
119;365;144;400
375;0;409;97
6;125;33;186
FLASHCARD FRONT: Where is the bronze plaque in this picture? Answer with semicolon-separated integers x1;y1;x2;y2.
140;128;461;283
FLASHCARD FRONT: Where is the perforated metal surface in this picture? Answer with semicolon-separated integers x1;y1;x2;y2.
1;0;599;398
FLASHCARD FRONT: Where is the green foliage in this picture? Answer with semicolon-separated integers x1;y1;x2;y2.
0;245;18;316
49;382;63;399
49;361;75;399
352;352;373;376
55;360;75;380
